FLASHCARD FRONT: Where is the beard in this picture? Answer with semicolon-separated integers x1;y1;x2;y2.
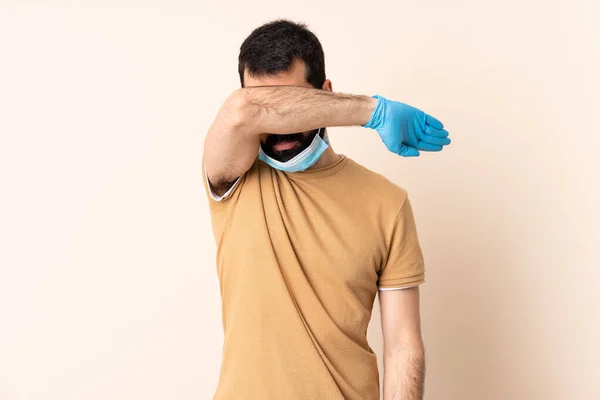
260;128;324;162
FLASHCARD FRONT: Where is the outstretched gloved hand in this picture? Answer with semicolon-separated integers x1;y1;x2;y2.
362;94;451;157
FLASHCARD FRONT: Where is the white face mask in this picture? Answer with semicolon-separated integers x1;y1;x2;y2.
258;128;330;172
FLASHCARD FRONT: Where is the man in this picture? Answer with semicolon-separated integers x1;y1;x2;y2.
202;19;450;400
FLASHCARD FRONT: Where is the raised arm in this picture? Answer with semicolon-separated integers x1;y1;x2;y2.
203;86;451;196
203;86;376;196
240;86;376;135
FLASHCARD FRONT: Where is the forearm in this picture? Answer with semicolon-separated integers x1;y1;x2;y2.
236;85;377;134
382;345;425;400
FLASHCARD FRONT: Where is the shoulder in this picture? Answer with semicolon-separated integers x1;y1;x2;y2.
344;159;409;205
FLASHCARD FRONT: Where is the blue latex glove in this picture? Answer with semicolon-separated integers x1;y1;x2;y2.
362;94;451;157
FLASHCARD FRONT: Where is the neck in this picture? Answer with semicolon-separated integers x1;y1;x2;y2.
309;145;339;170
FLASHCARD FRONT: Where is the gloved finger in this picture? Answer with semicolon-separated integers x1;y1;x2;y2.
416;141;443;151
425;114;444;129
418;132;451;146
424;126;450;138
399;144;420;157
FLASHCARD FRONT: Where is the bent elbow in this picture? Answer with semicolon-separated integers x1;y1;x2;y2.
225;88;254;134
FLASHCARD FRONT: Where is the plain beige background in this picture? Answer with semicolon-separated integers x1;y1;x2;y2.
1;1;598;399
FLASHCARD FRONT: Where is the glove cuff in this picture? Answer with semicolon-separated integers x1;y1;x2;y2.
361;94;385;129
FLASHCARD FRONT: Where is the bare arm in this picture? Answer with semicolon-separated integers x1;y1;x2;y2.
203;86;377;195
241;85;377;134
379;286;425;400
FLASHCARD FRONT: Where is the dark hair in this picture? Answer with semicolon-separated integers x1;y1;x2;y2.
238;19;326;89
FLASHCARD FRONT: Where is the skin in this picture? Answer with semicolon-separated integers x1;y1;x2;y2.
379;287;425;399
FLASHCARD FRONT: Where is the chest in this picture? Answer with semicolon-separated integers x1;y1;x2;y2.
220;182;388;293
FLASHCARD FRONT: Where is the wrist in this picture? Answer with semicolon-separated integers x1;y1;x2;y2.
359;95;379;127
361;95;382;128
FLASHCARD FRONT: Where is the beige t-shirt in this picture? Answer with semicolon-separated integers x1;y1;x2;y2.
202;154;425;400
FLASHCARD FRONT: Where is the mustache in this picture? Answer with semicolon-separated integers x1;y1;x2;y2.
264;133;305;148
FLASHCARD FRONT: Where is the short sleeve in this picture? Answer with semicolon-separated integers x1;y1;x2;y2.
377;197;425;289
203;162;241;202
201;153;246;206
201;154;251;242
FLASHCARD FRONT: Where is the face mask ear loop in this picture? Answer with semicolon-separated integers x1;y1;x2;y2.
322;128;330;145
